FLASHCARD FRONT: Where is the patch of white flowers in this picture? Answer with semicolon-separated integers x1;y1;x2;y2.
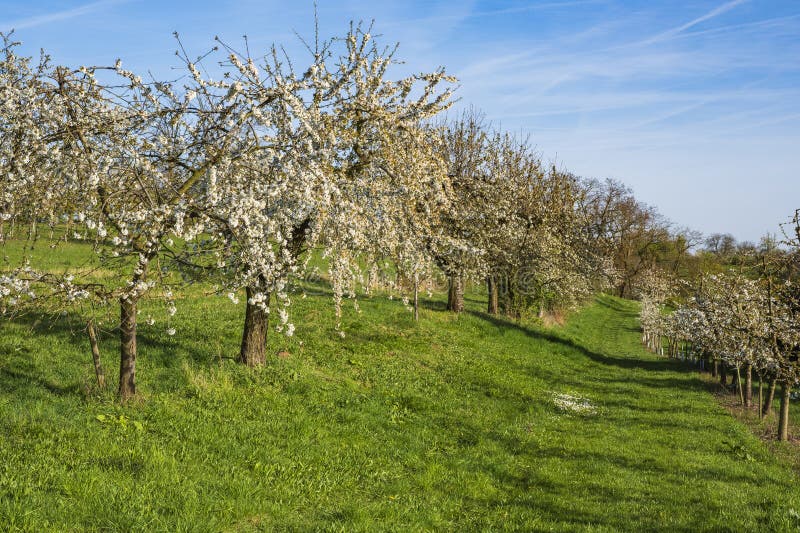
552;392;597;415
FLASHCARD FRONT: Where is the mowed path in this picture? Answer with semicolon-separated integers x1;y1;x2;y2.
0;293;799;531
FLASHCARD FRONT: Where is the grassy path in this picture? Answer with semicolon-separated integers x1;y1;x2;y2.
1;293;799;531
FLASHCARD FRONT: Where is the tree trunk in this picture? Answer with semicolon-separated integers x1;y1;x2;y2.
711;357;718;378
735;366;744;406
118;297;138;401
500;273;513;315
87;320;106;389
719;362;728;387
763;378;777;416
447;274;464;313
744;363;752;408
239;285;269;367
498;275;507;314
508;270;519;318
778;381;791;441
758;374;763;417
486;275;499;315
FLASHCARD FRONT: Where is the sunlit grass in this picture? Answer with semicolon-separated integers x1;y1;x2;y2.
1;249;800;529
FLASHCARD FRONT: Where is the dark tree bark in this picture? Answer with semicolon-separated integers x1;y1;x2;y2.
447;273;464;313
744;363;752;408
763;378;777;416
118;297;138;401
735;366;744;406
239;285;269;367
502;272;517;317
719;361;728;387
486;275;499;315
87;320;106;389
711;357;718;378
499;274;509;314
778;381;791;441
236;218;308;369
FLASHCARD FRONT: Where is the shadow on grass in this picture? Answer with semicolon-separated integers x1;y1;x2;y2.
594;295;638;315
467;308;696;377
298;281;449;312
462;392;795;526
0;366;84;397
434;415;782;530
0;309;201;398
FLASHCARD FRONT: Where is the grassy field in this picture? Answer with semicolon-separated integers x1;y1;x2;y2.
2;261;800;530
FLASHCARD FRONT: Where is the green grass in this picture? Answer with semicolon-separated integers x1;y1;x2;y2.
2;273;800;530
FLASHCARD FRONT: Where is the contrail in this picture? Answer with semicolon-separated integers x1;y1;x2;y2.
1;0;130;32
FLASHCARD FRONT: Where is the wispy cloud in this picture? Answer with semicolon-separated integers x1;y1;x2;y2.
640;0;749;45
448;0;605;20
667;13;800;42
1;0;130;31
380;0;602;32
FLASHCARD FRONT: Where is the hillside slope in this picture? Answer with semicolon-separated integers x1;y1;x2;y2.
1;293;799;531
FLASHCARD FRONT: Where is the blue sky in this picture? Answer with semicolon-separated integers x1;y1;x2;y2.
3;0;799;243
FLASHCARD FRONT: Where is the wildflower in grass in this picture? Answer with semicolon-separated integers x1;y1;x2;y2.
552;392;596;414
